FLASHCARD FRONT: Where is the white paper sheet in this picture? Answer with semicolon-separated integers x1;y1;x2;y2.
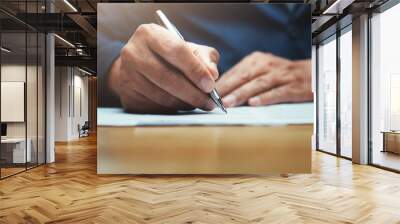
98;103;314;127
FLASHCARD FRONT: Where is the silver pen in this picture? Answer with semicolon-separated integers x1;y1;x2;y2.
155;10;227;114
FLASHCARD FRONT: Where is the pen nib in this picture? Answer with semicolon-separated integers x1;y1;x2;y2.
210;89;227;114
217;98;227;114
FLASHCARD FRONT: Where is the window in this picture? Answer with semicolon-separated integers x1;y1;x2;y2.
339;28;352;158
370;3;400;171
317;36;337;154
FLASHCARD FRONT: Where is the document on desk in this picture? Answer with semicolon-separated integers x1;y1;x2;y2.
98;103;313;127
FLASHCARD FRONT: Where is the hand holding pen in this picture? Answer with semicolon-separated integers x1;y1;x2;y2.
110;10;225;114
155;10;227;113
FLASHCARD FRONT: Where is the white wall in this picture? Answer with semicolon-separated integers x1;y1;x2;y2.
1;82;25;122
55;66;69;141
1;65;26;139
1;65;42;138
54;67;89;141
72;73;89;136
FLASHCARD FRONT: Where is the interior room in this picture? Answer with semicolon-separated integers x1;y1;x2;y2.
1;0;400;223
1;23;46;177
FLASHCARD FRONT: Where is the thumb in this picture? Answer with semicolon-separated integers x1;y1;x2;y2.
189;43;220;80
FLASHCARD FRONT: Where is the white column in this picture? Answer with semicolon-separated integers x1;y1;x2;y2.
46;33;55;163
352;14;369;164
55;67;74;141
311;45;317;151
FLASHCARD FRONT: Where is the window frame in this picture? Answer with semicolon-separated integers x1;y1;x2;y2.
315;24;353;160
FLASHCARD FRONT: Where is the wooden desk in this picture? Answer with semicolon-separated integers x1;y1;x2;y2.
382;131;400;154
97;125;312;174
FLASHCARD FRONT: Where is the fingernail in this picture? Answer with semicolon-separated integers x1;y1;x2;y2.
223;95;236;107
200;77;214;92
249;97;261;106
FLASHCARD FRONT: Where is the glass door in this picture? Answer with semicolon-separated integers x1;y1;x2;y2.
27;30;38;169
0;1;46;179
317;35;337;154
339;27;352;158
1;30;28;178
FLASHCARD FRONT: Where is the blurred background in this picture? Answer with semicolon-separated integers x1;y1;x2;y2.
1;0;399;177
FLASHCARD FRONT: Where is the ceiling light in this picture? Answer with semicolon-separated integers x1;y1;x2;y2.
78;67;92;76
54;34;75;48
1;47;11;53
63;0;78;12
323;0;354;15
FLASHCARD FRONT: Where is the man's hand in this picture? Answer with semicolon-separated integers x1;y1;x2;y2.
216;52;312;107
109;23;219;113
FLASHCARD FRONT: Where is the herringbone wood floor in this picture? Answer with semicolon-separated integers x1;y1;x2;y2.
1;135;400;224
